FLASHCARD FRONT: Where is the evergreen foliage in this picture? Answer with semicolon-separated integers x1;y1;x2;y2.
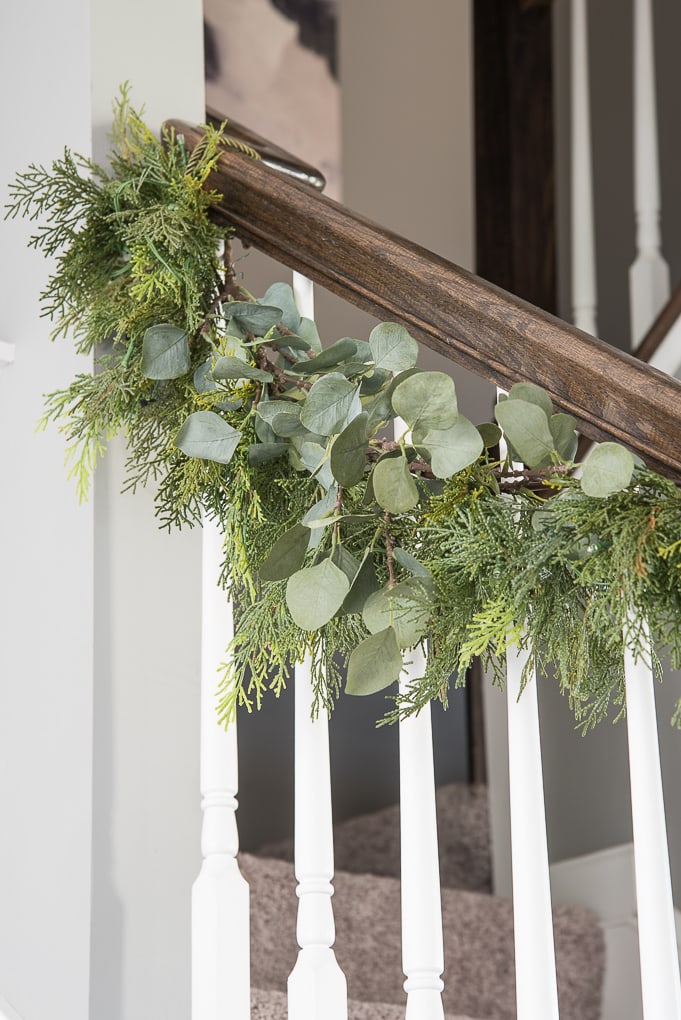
7;92;681;731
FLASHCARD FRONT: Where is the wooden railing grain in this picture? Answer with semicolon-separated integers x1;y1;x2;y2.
167;121;681;480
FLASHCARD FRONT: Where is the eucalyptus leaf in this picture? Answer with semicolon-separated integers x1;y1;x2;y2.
260;282;300;332
550;413;579;461
391;371;458;430
369;322;419;372
271;413;307;438
372;455;419;513
362;580;431;648
393;547;432;579
494;399;556;468
248;442;286;466
580;443;635;497
360;367;391;395
346;627;403;695
343;550;380;614
142;323;190;380
331;544;361;583
477;422;502;449
303;487;338;549
259;523;311;582
330;412;369;486
300;375;360;435
296;316;322;352
254;413;277;444
289;338;357;375
417;415;484;478
257;401;300;425
286;558;350;629
194;359;217;394
175;411;241;464
224;301;282;334
507;382;553;418
211;356;273;382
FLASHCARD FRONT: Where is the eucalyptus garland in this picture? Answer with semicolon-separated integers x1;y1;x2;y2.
7;93;681;731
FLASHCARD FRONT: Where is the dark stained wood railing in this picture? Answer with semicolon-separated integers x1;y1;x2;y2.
168;121;681;480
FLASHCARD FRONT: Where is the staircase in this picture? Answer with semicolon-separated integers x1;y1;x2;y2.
245;785;605;1019
0;790;603;1017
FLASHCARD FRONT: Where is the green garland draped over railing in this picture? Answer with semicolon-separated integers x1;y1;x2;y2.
7;91;681;731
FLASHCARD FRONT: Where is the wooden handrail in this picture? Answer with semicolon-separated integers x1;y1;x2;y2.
168;121;681;480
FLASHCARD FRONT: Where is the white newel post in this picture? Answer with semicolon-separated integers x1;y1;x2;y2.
399;646;446;1020
624;615;681;1019
288;656;348;1019
630;0;670;345
571;0;598;337
506;643;559;1020
192;515;250;1020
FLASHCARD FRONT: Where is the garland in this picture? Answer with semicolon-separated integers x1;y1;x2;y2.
7;92;681;732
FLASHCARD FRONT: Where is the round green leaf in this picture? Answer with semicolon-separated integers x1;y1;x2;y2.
211;356;273;383
175;411;241;465
391;371;458;430
369;322;419;373
372;455;419;513
393;547;432;580
286;558;350;630
343;550;380;615
330;412;369;486
417;415;484;478
260;282;301;332
248;443;286;467
507;382;553;418
300;375;360;436
289;338;357;375
295;316;322;352
550;413;579;461
580;443;635;497
259;523;311;582
303;487;338;549
494;399;556;467
362;580;431;648
346;627;403;695
224;301;282;334
142;324;190;380
477;422;502;449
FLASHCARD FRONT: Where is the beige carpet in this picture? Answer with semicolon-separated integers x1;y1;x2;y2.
252;987;477;1020
258;782;492;894
243;852;604;1020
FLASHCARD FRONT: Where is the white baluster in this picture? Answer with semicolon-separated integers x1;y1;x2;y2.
506;643;559;1020
399;645;445;1019
192;515;250;1020
288;655;348;1019
630;0;670;345
624;613;681;1019
571;0;598;337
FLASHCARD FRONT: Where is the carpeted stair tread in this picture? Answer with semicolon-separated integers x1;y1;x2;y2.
252;987;478;1019
242;853;604;1020
256;782;492;894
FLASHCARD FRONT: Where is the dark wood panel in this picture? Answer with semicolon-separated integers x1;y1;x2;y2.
167;121;681;480
474;0;556;313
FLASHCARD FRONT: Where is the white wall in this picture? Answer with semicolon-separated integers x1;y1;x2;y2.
87;4;206;1019
0;4;94;1018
